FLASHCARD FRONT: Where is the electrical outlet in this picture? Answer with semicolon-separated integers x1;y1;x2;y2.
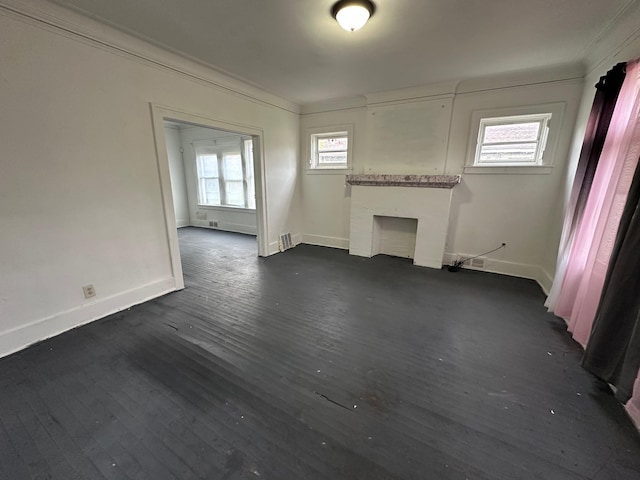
83;284;96;299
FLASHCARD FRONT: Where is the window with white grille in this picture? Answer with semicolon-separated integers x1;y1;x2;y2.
464;103;565;174
474;113;552;167
307;125;353;172
195;138;255;209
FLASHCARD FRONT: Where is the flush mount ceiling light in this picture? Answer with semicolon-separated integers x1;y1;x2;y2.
331;0;375;32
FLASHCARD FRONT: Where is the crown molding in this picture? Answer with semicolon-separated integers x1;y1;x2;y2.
583;0;640;76
365;81;459;106
300;96;367;115
455;64;585;95
299;64;585;115
0;0;301;114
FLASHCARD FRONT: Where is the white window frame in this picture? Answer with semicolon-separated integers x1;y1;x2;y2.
194;137;256;209
196;151;221;205
474;113;551;167
465;103;565;175
306;124;353;174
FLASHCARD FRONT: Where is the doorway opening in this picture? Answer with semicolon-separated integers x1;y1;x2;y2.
151;105;268;291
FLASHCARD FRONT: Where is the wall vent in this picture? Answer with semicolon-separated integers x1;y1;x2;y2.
470;257;486;268
279;233;293;252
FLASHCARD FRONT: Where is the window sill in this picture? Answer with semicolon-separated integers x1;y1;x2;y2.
463;165;553;175
305;168;352;175
197;205;256;213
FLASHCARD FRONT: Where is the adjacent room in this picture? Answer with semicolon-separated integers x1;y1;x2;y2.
2;0;640;479
163;120;259;240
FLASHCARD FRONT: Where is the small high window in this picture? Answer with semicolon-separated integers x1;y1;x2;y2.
311;132;348;168
474;113;552;167
307;125;353;172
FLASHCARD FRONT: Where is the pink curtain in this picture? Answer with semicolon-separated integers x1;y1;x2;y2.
628;373;640;428
551;60;640;346
545;64;626;311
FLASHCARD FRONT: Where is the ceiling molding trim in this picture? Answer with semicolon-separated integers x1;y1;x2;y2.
455;65;585;95
300;96;367;115
0;0;301;114
299;86;457;115
583;0;640;76
300;65;586;115
365;81;459;106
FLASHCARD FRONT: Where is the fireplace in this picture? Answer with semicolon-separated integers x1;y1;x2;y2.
346;174;460;269
372;216;418;259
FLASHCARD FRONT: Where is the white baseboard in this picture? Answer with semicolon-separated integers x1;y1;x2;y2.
301;234;349;250
442;252;457;266
268;240;279;255
176;218;190;228
190;219;257;235
536;268;554;296
0;277;177;359
267;232;303;255
443;252;552;295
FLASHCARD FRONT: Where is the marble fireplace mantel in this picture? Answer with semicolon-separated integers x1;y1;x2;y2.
346;174;461;189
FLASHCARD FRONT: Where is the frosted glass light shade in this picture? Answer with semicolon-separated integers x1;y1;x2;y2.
332;1;375;32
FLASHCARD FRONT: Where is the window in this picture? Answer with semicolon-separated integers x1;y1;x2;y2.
465;103;565;174
474;113;551;166
195;137;255;209
307;125;353;172
313;132;348;167
243;139;256;210
196;154;221;205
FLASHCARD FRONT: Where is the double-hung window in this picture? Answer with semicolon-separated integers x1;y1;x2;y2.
196;153;221;205
221;153;244;206
195;138;255;209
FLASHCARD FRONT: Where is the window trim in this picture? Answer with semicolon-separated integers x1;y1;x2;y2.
464;103;565;175
306;124;354;174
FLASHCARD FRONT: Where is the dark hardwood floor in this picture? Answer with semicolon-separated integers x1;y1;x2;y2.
1;227;639;479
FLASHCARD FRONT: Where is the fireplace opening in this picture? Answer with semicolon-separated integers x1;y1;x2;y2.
372;216;418;259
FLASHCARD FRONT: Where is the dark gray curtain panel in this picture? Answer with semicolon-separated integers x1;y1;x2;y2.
583;158;640;403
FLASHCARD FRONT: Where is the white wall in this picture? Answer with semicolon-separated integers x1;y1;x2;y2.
300;105;367;249
178;125;257;235
299;71;584;290
446;76;583;290
164;125;190;227
0;0;300;357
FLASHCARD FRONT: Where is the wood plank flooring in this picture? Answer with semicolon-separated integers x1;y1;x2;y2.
1;227;639;479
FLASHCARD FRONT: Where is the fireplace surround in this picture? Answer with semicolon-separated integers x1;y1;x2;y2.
346;174;460;268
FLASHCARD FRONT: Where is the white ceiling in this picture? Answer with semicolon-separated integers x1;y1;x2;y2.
51;0;633;105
